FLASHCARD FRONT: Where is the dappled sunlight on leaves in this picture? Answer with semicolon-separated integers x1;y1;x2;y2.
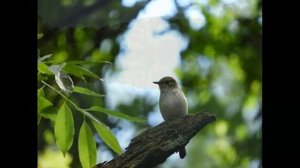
52;51;69;64
215;120;229;137
235;124;248;141
207;138;237;167
38;0;261;167
38;147;73;168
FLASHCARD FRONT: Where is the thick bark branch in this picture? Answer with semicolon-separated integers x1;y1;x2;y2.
94;112;216;168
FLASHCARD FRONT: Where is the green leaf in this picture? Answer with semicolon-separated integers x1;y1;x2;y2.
75;107;103;125
37;88;57;121
38;87;45;97
62;63;84;79
79;66;101;79
38;74;48;81
41;106;57;121
38;54;53;63
63;63;100;80
92;121;122;154
38;63;53;75
73;86;104;97
38;96;53;113
67;60;112;65
79;121;97;168
89;106;146;123
54;103;74;156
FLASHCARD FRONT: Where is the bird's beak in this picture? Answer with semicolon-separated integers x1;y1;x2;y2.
153;81;159;84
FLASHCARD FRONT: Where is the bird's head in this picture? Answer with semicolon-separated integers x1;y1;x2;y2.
153;76;178;90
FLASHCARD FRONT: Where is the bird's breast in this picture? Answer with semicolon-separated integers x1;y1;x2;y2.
159;89;188;121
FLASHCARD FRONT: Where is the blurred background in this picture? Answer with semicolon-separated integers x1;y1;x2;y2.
38;0;261;167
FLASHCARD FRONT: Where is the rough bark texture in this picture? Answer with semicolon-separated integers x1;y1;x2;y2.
94;112;216;168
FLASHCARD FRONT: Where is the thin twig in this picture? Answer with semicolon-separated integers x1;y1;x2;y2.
41;80;102;124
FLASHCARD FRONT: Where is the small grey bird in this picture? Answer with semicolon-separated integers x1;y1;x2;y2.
153;76;188;159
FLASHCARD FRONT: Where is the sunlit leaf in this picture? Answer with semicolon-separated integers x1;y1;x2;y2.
51;51;69;64
37;88;46;124
38;63;52;75
38;88;56;122
38;54;53;63
67;60;112;65
54;103;74;156
63;63;84;79
38;147;73;168
79;121;97;168
38;96;53;113
73;86;104;97
38;87;45;97
235;125;248;141
215;120;228;137
89;106;145;123
92;121;122;154
63;63;101;80
38;95;56;118
74;106;103;125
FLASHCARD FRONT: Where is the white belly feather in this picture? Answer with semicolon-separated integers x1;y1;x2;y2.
159;89;188;121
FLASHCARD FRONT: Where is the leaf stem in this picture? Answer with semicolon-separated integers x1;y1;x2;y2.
41;80;101;124
41;81;78;107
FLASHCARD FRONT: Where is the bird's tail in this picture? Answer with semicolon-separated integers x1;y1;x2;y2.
179;147;186;159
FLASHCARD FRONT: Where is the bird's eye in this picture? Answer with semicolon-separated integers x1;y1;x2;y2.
166;81;169;84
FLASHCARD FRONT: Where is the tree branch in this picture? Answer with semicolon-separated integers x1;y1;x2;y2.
94;112;216;168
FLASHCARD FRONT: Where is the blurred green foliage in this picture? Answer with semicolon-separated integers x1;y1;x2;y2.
38;1;150;167
38;0;261;167
172;0;261;167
